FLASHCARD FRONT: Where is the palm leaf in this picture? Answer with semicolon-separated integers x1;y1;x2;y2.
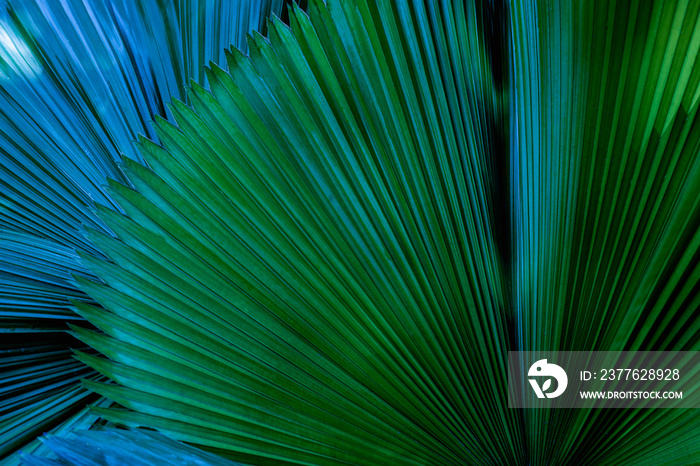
21;428;240;466
0;0;283;462
511;1;700;463
62;0;700;464
68;0;513;462
1;0;699;464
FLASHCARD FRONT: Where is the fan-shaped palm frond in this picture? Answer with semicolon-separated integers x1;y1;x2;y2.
0;0;282;462
2;0;699;465
68;1;511;461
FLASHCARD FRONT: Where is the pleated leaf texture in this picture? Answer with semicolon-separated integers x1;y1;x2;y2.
3;0;700;464
0;0;283;462
21;428;241;466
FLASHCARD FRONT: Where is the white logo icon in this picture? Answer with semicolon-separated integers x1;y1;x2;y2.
528;359;568;398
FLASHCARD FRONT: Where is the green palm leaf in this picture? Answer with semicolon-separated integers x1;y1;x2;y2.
67;1;514;462
2;0;699;464
511;1;700;463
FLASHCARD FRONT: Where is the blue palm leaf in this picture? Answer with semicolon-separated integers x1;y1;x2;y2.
21;428;240;466
0;1;283;462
